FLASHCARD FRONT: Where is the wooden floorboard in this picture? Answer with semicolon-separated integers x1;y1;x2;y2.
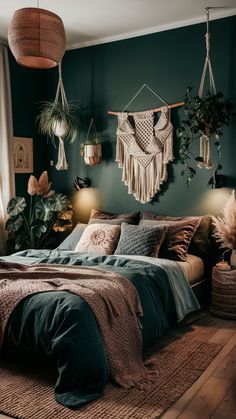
1;312;236;419
161;313;236;419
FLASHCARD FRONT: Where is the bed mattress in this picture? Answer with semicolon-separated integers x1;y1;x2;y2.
178;254;205;286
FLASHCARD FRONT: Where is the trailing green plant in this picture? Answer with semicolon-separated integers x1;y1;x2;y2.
177;87;233;186
36;100;80;144
6;171;73;251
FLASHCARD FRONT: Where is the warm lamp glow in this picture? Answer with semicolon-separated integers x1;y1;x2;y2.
199;187;233;216
8;8;65;69
72;188;100;223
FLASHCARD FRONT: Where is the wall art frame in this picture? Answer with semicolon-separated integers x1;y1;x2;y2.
14;137;33;173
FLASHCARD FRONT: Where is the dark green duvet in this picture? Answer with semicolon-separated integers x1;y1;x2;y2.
0;251;200;409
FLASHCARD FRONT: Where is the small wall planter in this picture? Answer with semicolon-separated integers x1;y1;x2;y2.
81;119;102;166
82;143;102;166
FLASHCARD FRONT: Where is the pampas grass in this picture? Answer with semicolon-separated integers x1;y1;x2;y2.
212;190;236;249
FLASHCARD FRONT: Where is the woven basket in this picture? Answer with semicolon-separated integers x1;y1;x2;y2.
211;266;236;319
8;8;65;69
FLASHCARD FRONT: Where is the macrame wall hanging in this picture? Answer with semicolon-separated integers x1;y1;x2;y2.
108;84;184;204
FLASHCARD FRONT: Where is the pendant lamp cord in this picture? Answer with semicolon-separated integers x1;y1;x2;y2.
198;7;216;97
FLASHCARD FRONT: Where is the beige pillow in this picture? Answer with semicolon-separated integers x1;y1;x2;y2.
75;223;121;255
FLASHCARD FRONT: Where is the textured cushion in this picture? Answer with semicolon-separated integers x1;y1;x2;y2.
114;223;168;257
140;218;201;261
57;223;87;251
74;223;121;255
89;209;140;224
142;212;211;260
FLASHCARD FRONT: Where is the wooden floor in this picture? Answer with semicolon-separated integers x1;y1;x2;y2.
1;311;236;419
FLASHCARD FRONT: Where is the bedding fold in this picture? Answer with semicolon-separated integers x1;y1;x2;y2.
0;250;201;408
0;261;154;389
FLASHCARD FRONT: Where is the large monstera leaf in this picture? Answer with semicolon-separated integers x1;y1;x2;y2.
7;197;26;216
6;215;24;232
45;193;68;212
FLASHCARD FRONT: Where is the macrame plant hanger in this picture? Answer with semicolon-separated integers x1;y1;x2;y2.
197;7;217;170
54;62;70;171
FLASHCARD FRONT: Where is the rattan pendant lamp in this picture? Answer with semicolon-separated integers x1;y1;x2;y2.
8;1;65;69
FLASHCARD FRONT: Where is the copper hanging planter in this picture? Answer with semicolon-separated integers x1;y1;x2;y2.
80;119;102;166
8;8;65;69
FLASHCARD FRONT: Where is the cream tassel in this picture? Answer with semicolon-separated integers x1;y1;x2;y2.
56;137;68;170
197;134;213;169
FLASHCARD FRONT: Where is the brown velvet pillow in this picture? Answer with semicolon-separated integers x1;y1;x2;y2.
74;223;121;255
89;209;140;224
140;218;201;261
142;212;212;260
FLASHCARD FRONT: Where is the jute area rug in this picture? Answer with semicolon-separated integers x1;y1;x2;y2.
0;330;222;419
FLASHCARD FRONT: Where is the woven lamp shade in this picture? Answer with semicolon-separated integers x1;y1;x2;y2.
8;8;65;69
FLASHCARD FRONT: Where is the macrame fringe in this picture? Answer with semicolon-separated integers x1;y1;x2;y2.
55;137;68;170
116;107;173;204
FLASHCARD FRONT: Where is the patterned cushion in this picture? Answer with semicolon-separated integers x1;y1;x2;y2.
57;223;87;251
142;212;211;260
74;223;121;255
114;223;168;257
140;218;201;261
89;209;140;224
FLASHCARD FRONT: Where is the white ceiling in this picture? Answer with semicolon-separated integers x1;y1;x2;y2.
0;0;235;50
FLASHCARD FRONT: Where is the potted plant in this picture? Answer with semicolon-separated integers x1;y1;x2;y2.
80;118;102;166
37;100;79;144
36;62;80;170
6;171;73;250
212;190;236;269
177;88;233;186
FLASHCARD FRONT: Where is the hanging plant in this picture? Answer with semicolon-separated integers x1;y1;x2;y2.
177;7;234;186
36;62;80;171
80;118;102;166
177;87;233;185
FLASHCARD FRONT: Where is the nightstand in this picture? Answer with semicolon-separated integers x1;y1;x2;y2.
211;266;236;319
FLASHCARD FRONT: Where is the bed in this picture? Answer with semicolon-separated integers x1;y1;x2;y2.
0;210;214;409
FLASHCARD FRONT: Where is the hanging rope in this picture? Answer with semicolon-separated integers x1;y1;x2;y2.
122;83;169;113
198;8;216;98
85;118;97;142
54;62;69;112
197;7;216;170
54;62;69;170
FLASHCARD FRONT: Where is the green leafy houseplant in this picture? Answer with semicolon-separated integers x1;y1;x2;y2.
36;100;80;144
36;62;80;171
6;171;73;250
177;88;233;185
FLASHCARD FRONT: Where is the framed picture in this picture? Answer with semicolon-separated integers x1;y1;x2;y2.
14;137;33;173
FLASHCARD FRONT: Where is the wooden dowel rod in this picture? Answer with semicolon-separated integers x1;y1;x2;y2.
108;101;185;116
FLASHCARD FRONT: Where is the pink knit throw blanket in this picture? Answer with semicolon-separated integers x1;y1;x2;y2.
0;261;155;388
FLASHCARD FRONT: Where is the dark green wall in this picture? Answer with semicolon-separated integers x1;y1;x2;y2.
9;16;236;217
8;52;48;196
